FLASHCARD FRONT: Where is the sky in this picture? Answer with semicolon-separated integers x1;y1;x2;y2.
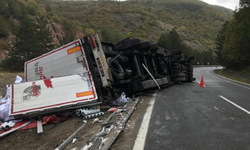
200;0;239;10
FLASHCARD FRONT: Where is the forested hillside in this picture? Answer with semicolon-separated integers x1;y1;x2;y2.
0;0;233;70
42;0;232;50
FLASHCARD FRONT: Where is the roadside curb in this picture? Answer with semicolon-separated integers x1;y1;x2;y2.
212;70;250;86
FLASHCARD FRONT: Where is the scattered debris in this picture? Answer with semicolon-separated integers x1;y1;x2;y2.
92;118;103;123
75;108;104;119
37;119;43;133
72;138;77;144
111;92;127;106
75;108;101;117
78;98;139;150
0;121;32;138
14;75;23;84
55;120;87;150
0;121;15;131
83;112;104;120
81;142;93;150
107;107;118;112
0;85;14;122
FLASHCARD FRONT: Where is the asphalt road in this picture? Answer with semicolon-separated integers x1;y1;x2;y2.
143;67;250;150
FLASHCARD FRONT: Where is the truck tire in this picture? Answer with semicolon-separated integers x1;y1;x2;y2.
117;38;142;51
138;41;151;51
150;44;158;52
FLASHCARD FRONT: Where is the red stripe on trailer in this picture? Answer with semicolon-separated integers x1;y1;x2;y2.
11;96;95;114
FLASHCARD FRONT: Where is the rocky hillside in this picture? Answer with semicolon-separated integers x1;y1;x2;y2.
42;0;233;52
0;0;82;61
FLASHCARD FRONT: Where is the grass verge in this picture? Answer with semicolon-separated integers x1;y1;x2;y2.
0;72;24;97
214;69;250;84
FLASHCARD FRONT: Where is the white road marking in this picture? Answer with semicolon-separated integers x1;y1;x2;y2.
207;70;222;80
207;70;250;90
219;95;250;115
133;94;156;150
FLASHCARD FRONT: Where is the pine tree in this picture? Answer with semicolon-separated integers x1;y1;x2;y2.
158;28;182;51
222;1;250;70
215;21;228;66
240;0;250;8
36;16;55;55
158;28;192;54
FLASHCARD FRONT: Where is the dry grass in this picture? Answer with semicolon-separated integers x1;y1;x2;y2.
214;69;250;84
0;71;24;97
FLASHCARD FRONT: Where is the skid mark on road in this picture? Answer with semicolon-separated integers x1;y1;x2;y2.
219;95;250;115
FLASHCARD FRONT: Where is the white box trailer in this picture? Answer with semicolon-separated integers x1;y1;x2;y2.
25;39;89;82
10;35;111;118
10;74;98;118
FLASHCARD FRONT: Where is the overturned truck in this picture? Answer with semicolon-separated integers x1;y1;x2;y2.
9;34;194;118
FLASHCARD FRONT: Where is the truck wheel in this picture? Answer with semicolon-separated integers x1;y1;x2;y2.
150;44;158;52
117;38;141;51
138;41;151;51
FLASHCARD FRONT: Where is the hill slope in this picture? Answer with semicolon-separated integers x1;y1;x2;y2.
41;0;232;51
0;0;233;62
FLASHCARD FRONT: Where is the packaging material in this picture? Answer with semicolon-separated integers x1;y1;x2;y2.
111;92;127;106
14;75;23;84
0;75;23;122
0;85;14;122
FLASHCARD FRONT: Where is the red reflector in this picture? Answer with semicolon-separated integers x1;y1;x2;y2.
89;37;96;49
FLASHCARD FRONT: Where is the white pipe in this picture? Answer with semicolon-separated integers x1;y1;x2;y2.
0;121;32;138
142;63;161;90
55;120;87;150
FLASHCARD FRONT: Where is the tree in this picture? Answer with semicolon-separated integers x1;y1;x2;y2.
158;28;192;55
240;0;250;8
215;21;228;65
158;28;182;50
36;16;55;55
100;27;124;43
1;16;54;71
222;2;250;70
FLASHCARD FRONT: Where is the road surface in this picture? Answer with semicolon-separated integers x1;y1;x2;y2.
135;67;250;150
